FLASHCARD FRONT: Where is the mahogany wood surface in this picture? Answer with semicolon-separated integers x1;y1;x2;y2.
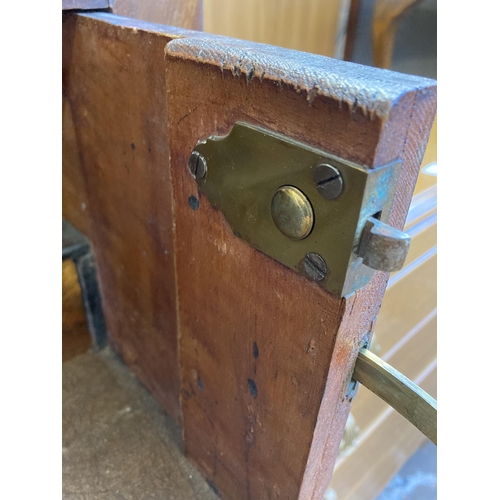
165;37;436;499
62;13;190;421
62;95;91;236
62;11;436;500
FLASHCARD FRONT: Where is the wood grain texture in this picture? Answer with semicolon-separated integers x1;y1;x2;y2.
203;0;347;58
165;36;436;500
112;0;202;30
63;0;109;10
62;12;189;421
377;253;436;353
62;12;436;498
62;96;91;236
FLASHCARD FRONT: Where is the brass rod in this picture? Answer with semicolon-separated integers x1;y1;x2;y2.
353;348;437;445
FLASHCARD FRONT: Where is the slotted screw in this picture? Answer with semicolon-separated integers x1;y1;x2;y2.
189;151;207;179
313;164;343;200
302;252;328;281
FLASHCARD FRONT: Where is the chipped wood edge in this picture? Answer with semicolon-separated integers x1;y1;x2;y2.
165;37;435;121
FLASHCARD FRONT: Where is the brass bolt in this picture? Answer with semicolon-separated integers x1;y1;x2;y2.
188;151;207;179
271;186;314;240
313;164;343;200
358;217;411;272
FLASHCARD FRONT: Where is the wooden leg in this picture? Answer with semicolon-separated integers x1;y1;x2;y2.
372;0;423;68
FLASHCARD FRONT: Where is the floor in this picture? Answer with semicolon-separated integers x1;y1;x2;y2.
63;347;219;500
62;344;437;500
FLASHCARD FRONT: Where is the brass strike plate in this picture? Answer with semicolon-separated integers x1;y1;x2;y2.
190;123;402;297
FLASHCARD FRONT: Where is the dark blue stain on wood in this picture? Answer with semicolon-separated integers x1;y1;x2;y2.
131;142;135;150
188;195;199;210
253;341;259;359
247;378;257;398
197;376;203;391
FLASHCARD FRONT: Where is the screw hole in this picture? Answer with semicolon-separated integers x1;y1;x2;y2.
188;195;199;210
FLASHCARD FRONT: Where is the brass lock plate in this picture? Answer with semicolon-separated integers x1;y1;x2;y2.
190;123;402;297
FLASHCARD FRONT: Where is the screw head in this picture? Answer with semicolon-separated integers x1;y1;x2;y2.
271;186;314;240
188;151;207;179
301;252;327;281
313;164;343;200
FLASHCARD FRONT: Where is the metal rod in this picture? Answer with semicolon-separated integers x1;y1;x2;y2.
353;348;437;445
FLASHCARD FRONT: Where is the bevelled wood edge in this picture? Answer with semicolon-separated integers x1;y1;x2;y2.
165;37;436;122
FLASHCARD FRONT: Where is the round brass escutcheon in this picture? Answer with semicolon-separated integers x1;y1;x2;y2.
271;186;314;240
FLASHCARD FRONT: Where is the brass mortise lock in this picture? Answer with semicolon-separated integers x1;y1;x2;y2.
188;123;437;444
188;122;410;298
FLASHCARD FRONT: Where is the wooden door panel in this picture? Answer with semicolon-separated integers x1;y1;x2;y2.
63;12;436;500
165;37;436;499
62;13;188;421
